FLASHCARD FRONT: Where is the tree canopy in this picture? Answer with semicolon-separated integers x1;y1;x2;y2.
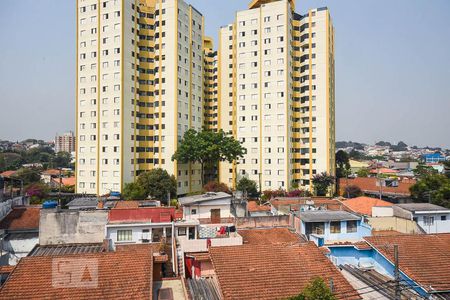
122;168;177;203
236;177;259;198
172;129;245;186
288;277;337;300
312;172;335;196
410;173;450;208
335;150;351;178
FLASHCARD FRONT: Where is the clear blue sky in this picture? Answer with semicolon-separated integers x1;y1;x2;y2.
1;0;449;148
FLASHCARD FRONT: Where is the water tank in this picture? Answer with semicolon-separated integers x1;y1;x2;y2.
110;191;121;198
42;200;58;209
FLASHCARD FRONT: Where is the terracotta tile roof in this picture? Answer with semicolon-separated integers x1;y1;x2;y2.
369;168;399;174
343;196;393;216
210;243;360;300
114;200;140;209
0;170;16;178
108;207;176;224
238;228;303;245
372;230;404;236
365;234;450;293
338;177;416;196
247;200;271;212
0;245;154;299
0;266;15;274
42;169;61;176
186;252;211;262
51;177;76;186
0;207;40;231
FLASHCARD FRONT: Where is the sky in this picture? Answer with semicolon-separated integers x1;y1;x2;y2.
0;0;449;148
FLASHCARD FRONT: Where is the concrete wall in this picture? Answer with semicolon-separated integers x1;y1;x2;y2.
177;234;243;253
235;215;290;229
183;204;232;221
367;216;422;234
2;235;39;265
372;206;394;217
39;209;108;245
415;214;450;234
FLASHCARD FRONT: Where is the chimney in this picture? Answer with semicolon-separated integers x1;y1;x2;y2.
102;239;112;252
97;199;104;209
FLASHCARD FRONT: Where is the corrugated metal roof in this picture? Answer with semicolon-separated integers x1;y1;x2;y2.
298;210;361;222
28;243;104;256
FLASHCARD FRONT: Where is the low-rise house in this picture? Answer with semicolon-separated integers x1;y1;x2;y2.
339;177;416;201
179;192;233;223
342;196;393;217
246;200;271;217
394;203;450;233
297;210;372;246
39;209;108;245
327;234;450;299
106;207;180;248
0;244;186;299
49;177;76;189
208;242;360;300
40;169;61;184
0;206;40;265
270;197;346;215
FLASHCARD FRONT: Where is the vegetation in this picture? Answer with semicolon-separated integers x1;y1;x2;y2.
12;167;42;185
356;168;370;178
343;185;363;198
172;129;245;186
122;169;177;203
236;177;259;198
312;172;335;196
413;163;437;178
203;181;231;194
25;182;50;204
335;150;351;178
410;173;450;209
288;277;337;300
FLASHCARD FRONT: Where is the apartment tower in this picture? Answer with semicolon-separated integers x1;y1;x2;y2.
218;0;335;192
76;0;204;195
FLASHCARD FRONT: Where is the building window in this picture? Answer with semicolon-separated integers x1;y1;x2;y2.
347;220;357;233
178;227;186;236
441;216;447;221
424;216;434;226
330;221;341;233
191;209;197;215
117;230;132;242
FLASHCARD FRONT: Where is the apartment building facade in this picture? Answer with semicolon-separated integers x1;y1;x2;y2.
76;0;335;196
76;0;204;195
218;0;335;192
55;131;76;153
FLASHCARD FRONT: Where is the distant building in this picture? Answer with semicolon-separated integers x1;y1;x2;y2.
422;152;446;163
395;203;450;234
54;131;75;153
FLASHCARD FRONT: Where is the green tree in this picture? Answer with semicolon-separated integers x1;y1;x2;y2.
312;172;335;196
343;185;363;198
52;152;72;168
122;182;148;200
136;168;177;203
236;177;259;198
172;129;245;186
410;174;450;208
413;163;437;178
356;168;370;178
12;168;41;185
335;150;351;178
444;161;450;179
288;277;337;300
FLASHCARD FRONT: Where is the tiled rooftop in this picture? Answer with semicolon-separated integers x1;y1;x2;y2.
0;245;154;299
365;234;450;293
238;228;303;245
343;196;393;216
247;200;271;212
108;207;176;224
0;207;40;231
339;177;416;196
209;243;361;300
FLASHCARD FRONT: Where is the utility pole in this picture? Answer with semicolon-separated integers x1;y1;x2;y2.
394;244;401;300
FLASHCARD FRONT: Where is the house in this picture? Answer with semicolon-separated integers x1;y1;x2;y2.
39;209;108;245
349;159;370;174
270;197;346;215
179;192;233;223
338;177;416;200
49;177;76;189
0;244;187;299
297;210;372;246
40;169;61;184
369;168;399;175
208;242;361;300
327;234;450;299
394;203;450;233
422;152;446;163
0;206;40;265
246;200;271;217
342;196;393;217
105;207;180;249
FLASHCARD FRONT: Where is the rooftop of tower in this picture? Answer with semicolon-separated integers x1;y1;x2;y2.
248;0;295;10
